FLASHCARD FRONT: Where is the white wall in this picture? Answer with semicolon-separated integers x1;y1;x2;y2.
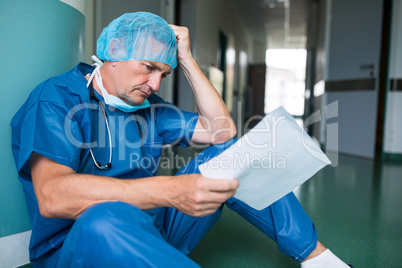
384;93;402;153
192;0;253;67
98;0;162;37
384;0;402;154
177;0;255;118
389;0;402;79
326;0;383;81
85;0;95;62
325;91;378;158
252;41;267;64
176;0;197;113
196;0;258;125
314;0;383;159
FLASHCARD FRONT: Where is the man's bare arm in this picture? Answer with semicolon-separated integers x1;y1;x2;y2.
30;153;238;219
169;25;237;144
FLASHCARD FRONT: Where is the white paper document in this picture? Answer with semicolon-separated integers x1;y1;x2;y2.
199;107;331;210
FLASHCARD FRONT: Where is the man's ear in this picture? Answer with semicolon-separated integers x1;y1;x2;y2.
108;38;122;59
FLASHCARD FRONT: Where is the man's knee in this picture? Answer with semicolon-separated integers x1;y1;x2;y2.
59;202;202;268
68;201;154;250
58;202;156;266
76;201;152;235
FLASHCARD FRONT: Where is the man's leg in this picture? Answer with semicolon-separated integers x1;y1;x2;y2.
162;206;223;255
57;201;200;268
176;139;318;262
225;194;317;262
160;151;229;254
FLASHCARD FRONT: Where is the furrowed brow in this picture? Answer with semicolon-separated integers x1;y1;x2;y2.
149;61;171;75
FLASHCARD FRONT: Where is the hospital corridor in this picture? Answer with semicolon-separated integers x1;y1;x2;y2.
1;0;402;267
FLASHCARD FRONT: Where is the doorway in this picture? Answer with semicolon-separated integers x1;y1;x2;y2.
264;49;307;117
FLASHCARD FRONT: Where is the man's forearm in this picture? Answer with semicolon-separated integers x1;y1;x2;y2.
179;57;237;143
36;171;173;220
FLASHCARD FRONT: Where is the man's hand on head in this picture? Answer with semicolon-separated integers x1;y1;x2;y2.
169;24;193;63
165;174;239;217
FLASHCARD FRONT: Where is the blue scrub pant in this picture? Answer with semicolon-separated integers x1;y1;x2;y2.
53;139;317;267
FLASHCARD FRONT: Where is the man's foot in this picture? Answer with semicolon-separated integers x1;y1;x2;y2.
302;241;327;262
301;241;350;268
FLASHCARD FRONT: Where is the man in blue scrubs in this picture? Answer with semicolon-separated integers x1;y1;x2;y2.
11;12;350;268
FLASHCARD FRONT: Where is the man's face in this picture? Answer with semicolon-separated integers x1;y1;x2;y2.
107;60;172;105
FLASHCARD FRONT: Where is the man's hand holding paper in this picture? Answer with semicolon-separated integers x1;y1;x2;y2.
199;107;331;210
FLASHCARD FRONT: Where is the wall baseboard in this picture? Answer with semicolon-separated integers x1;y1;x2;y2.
0;230;31;267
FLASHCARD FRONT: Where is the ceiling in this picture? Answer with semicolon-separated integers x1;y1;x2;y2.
232;0;309;49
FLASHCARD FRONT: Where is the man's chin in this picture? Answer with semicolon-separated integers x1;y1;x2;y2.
130;96;149;106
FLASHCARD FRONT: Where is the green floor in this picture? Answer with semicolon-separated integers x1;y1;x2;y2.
188;154;402;267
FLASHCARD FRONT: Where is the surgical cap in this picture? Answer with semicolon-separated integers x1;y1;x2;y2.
97;12;177;69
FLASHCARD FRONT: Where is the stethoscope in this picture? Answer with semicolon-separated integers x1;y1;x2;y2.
88;80;144;170
89;81;113;170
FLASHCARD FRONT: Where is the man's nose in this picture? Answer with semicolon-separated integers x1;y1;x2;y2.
147;74;163;91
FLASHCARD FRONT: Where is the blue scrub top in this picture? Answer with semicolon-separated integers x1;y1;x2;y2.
10;63;198;261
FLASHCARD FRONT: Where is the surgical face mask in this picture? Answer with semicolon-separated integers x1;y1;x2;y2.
86;58;150;113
